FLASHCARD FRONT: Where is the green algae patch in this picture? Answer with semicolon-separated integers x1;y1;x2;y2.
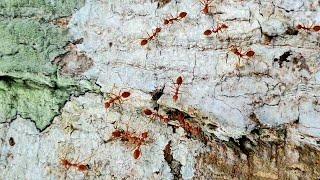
0;0;85;20
0;74;94;130
0;19;68;74
0;0;95;130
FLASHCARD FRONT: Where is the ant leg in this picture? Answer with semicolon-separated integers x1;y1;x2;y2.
309;23;314;29
199;0;205;5
237;57;241;66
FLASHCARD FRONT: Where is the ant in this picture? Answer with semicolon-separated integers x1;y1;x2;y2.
163;12;188;25
199;0;214;15
296;24;320;32
203;24;228;36
140;27;162;46
111;129;149;159
229;45;255;59
143;108;170;123
172;76;183;102
60;159;90;173
104;91;131;110
175;112;201;136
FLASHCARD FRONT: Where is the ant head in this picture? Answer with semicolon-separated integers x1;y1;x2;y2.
164;19;170;25
313;25;320;32
155;27;161;33
143;109;153;116
133;148;141;159
203;29;212;36
229;45;238;52
60;159;71;166
104;102;111;109
202;8;209;14
246;50;255;57
121;91;131;98
78;164;89;172
296;24;303;29
140;39;148;46
112;130;122;138
179;12;187;18
221;24;228;28
176;76;183;85
141;132;148;138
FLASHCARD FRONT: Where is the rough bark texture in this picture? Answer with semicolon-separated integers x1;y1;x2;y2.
0;0;320;179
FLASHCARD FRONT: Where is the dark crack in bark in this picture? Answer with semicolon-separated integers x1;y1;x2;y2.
163;141;182;180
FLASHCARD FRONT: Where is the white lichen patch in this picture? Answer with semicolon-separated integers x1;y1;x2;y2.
69;0;320;139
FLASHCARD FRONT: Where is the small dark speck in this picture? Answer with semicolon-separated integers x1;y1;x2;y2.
9;137;15;146
109;42;113;47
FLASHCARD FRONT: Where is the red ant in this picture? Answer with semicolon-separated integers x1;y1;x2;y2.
172;76;183;102
143;108;170;123
140;27;162;46
203;24;228;36
163;12;188;25
229;45;255;59
60;159;90;173
296;24;320;32
176;112;201;136
111;129;149;159
104;91;131;109
199;0;214;15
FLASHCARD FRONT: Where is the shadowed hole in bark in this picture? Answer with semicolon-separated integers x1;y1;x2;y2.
9;137;15;146
228;136;255;156
150;85;165;102
263;34;277;45
273;51;291;68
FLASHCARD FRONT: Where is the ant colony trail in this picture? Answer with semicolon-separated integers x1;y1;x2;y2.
1;0;320;179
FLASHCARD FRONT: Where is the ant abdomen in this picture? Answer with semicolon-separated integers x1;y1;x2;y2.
313;25;320;32
121;92;131;98
203;30;212;36
78;164;89;172
246;50;255;57
140;39;148;46
133;148;141;159
179;12;187;18
176;76;183;85
143;109;153;116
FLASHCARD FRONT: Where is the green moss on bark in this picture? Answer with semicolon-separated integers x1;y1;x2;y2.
0;0;93;130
